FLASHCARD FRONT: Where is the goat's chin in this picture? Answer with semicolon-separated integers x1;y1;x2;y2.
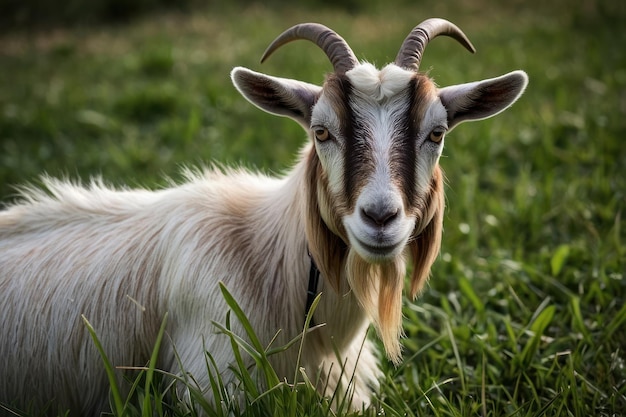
345;248;406;364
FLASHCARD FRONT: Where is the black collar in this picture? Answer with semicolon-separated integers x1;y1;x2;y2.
305;251;321;327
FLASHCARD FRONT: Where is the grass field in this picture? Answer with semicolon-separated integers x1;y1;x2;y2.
0;0;625;416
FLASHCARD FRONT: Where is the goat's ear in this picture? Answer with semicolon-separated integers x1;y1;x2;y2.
408;168;445;299
438;70;528;130
231;67;322;128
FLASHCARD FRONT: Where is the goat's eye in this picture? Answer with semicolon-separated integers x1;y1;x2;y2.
314;127;330;142
429;127;445;143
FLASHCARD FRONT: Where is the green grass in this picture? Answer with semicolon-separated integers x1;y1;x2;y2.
0;0;625;416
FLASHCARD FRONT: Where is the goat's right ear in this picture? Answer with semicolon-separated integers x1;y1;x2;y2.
231;67;322;128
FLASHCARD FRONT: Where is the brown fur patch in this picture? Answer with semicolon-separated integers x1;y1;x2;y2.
409;166;444;299
305;146;348;292
409;74;438;123
394;74;439;210
323;74;376;212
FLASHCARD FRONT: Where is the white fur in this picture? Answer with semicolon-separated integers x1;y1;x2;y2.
0;158;380;415
347;63;414;102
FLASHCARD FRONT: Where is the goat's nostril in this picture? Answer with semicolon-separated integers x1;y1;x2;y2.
361;207;399;227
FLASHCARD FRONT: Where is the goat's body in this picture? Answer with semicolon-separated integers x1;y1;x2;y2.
0;148;377;415
0;19;528;415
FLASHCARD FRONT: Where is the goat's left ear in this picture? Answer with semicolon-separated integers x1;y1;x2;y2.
439;70;528;130
231;67;322;129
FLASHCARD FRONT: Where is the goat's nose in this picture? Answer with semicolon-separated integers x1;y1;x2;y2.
361;205;399;228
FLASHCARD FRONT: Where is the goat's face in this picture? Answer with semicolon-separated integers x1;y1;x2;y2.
310;64;443;264
231;20;527;265
232;20;527;362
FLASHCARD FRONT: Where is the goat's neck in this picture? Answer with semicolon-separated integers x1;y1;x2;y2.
251;144;369;343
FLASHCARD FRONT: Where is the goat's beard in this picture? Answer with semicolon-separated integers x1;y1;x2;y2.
346;248;406;364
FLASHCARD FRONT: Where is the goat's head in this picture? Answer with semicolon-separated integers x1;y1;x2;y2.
231;20;528;362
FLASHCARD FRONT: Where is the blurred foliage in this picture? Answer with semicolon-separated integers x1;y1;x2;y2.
0;0;187;29
3;0;623;31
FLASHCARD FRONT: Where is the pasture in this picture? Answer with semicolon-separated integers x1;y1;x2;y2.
0;0;624;415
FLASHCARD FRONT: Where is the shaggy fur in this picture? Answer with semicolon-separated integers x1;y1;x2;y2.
0;161;381;415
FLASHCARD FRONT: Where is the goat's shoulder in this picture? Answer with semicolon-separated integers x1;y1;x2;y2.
179;165;285;213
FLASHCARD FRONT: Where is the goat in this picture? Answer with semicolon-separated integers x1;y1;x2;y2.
0;19;528;416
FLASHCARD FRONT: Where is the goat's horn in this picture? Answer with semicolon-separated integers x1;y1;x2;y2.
261;23;359;74
395;18;476;71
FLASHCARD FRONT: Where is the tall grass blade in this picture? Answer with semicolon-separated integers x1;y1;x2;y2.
459;276;485;312
603;302;626;342
550;244;570;277
221;310;259;399
568;296;590;341
203;349;228;417
520;304;556;367
142;312;168;417
293;292;322;386
218;282;281;388
81;314;125;415
218;282;264;353
445;319;466;394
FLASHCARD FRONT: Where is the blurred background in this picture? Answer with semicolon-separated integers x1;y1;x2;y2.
0;0;623;198
0;0;624;415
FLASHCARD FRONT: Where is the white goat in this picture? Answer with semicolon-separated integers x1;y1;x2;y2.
0;19;528;416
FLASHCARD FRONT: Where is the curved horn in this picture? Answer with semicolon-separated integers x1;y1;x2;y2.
395;18;476;71
261;23;359;74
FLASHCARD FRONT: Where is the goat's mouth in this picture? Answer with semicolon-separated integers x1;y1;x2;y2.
343;207;414;262
351;237;404;263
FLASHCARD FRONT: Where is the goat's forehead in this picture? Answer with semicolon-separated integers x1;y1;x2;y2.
313;63;439;124
345;63;416;101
